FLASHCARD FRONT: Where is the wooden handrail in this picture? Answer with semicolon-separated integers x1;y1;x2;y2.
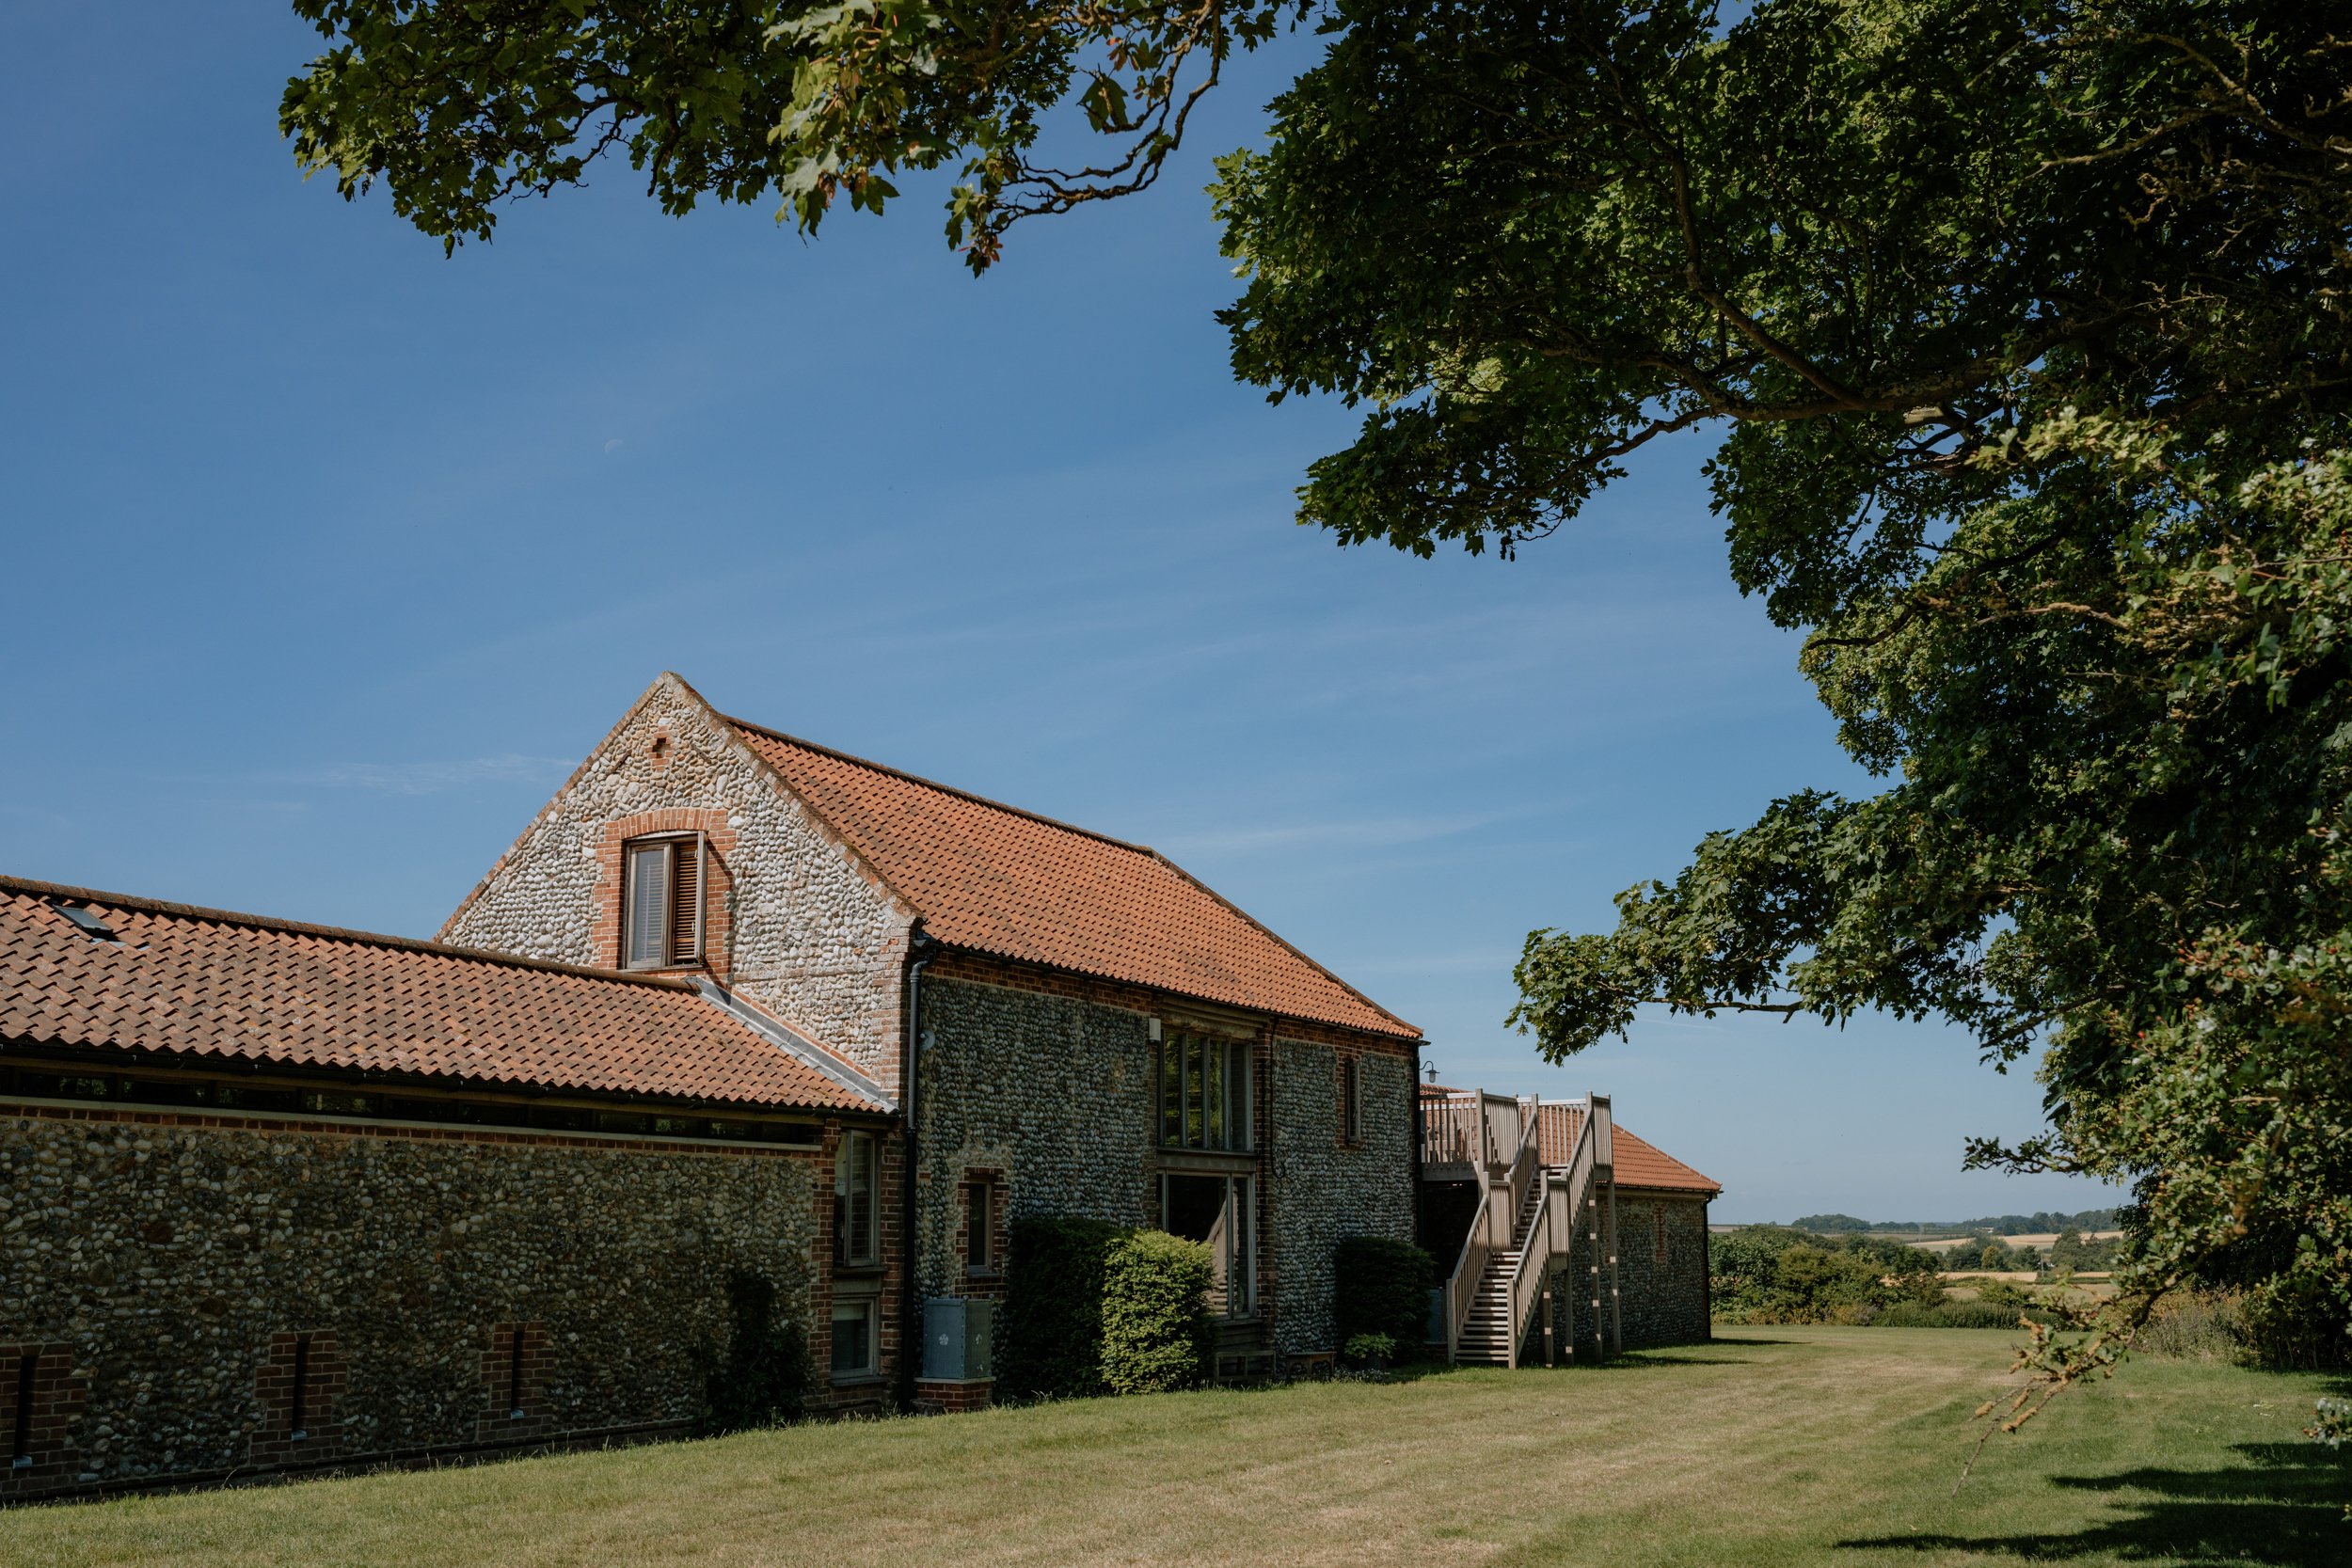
1503;1107;1596;1367
1501;1098;1541;1250
1441;1149;1492;1358
1430;1086;1610;1363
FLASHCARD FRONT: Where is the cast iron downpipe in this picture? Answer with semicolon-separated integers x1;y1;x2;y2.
895;927;939;1412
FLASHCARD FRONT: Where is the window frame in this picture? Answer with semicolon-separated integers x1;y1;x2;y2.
834;1129;881;1270
1156;1031;1253;1153
963;1176;998;1277
829;1298;878;1380
1340;1054;1362;1145
619;832;707;971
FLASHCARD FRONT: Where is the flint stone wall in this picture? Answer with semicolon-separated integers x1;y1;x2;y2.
439;676;911;1088
0;1110;822;1497
1549;1189;1712;1355
912;977;1155;1301
1266;1039;1414;1353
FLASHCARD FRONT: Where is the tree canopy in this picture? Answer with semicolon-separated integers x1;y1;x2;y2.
280;0;2352;1395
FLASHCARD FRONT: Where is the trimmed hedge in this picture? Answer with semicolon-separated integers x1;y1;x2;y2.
1102;1230;1216;1394
1334;1236;1437;1357
1001;1214;1125;1400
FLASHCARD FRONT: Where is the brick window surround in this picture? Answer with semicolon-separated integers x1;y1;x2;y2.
252;1330;346;1466
478;1322;551;1443
0;1343;86;1498
1336;1053;1364;1147
957;1170;1009;1298
812;1120;903;1402
592;812;738;979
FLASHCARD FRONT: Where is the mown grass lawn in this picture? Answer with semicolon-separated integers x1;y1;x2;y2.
6;1328;2344;1567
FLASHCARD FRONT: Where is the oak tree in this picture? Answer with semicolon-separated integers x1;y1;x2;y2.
282;1;2352;1390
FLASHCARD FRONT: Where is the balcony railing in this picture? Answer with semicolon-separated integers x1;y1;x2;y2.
1419;1089;1592;1173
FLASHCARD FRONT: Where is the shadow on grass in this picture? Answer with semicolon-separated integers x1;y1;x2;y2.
1838;1443;2352;1565
1689;1335;1808;1346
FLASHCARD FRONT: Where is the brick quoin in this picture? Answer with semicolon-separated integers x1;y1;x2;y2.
250;1330;348;1468
808;1118;907;1417
951;1168;1010;1302
477;1322;553;1445
912;1379;993;1415
0;1343;87;1499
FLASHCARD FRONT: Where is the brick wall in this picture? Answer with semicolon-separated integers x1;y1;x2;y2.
0;1103;842;1497
809;1120;905;1413
439;675;915;1094
476;1321;551;1445
0;1342;87;1499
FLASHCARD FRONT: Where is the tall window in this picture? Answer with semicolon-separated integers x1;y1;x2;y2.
1157;1032;1251;1151
622;834;705;970
1340;1055;1362;1144
834;1130;880;1267
964;1178;997;1275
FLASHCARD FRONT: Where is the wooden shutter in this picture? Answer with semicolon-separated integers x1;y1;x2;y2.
668;835;703;963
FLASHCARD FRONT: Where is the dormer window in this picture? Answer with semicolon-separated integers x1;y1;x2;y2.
622;833;705;970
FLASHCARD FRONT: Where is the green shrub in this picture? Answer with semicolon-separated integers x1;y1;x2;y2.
1343;1332;1399;1364
698;1270;813;1434
1872;1299;2060;1329
1972;1278;2037;1311
2137;1291;2249;1362
1712;1227;1953;1323
1333;1236;1436;1356
1001;1214;1125;1400
1100;1229;1215;1395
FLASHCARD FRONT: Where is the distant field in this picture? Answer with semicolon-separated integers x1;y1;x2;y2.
7;1329;2344;1568
1909;1231;2126;1252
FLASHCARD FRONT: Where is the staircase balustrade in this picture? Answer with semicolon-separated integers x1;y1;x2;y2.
1504;1111;1594;1368
1434;1088;1619;1367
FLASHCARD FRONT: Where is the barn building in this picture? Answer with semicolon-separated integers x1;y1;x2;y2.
0;673;1717;1497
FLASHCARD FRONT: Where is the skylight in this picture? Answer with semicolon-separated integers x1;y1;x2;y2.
51;903;118;941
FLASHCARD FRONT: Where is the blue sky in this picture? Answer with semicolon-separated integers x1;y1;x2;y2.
0;6;2111;1223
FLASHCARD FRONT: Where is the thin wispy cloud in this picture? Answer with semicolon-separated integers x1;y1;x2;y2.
261;754;575;796
1158;808;1532;857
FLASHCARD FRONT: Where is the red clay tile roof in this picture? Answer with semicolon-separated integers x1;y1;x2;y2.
727;717;1420;1039
1612;1126;1721;1195
0;876;875;1112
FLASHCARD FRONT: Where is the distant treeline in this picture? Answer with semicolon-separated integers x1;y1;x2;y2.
1785;1210;2121;1235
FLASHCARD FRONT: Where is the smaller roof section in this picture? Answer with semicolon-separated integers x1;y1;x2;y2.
1612;1126;1721;1195
0;876;879;1113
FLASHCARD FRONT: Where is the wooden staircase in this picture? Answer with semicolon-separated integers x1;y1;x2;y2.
1454;1171;1551;1364
1432;1091;1620;1368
